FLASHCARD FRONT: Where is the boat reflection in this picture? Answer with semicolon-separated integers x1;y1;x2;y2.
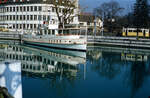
0;44;86;79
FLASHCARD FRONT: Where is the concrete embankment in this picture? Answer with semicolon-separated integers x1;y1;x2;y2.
87;36;150;49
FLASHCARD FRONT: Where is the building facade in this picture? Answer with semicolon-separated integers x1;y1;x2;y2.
0;0;79;35
78;12;103;35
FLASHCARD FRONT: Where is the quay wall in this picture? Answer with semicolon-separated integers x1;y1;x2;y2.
87;36;150;49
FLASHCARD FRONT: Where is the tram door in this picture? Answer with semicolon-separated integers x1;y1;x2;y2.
126;29;128;36
143;30;145;37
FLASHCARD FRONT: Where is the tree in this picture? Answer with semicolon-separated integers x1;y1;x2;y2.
133;0;149;28
93;1;124;33
53;0;78;29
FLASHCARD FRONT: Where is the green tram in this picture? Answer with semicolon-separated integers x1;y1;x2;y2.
122;28;150;37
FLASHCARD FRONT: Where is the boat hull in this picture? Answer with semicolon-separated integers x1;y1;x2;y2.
23;40;86;51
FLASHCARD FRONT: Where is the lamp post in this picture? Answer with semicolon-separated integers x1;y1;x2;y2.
111;18;115;33
94;17;97;37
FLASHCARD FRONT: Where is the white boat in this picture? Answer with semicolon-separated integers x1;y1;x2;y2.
22;30;87;51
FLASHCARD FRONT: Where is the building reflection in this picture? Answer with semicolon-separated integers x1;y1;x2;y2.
0;44;86;79
0;44;86;98
87;47;150;98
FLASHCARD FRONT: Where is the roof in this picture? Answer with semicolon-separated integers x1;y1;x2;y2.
0;0;76;6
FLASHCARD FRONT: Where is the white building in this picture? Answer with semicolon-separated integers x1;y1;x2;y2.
0;0;79;35
78;12;103;35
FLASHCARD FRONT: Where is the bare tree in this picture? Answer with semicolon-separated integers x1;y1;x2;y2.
94;1;123;20
93;1;124;34
53;0;78;29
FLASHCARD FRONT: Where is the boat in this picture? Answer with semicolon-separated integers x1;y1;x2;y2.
22;28;87;51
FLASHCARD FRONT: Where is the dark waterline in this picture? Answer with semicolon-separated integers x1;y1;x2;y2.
0;44;150;98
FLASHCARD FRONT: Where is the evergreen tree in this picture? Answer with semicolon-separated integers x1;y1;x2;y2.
133;0;149;28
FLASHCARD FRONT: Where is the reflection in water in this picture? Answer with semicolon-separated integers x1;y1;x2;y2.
87;47;150;98
0;44;86;98
88;50;122;79
0;61;22;98
1;44;150;98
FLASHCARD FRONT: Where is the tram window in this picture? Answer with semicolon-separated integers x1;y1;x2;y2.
129;30;132;32
136;30;142;32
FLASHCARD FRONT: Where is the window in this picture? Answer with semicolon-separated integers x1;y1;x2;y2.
20;15;22;20
27;24;29;29
43;15;46;20
10;7;12;12
34;24;36;29
23;15;26;20
20;24;22;29
39;6;42;11
16;15;19;20
10;15;12;20
34;15;37;20
13;7;15;12
27;15;29;20
34;6;37;11
48;16;50;21
23;24;25;29
20;6;22;11
13;24;15;29
7;7;9;12
31;6;33;11
38;15;41;20
16;24;18;29
23;6;26;11
6;15;8;20
30;15;33;20
17;7;19;11
27;6;29;11
13;15;15;20
30;24;33;29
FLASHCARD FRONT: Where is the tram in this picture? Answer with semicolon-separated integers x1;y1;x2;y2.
122;28;150;37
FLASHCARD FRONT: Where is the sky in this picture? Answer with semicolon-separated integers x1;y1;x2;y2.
80;0;136;14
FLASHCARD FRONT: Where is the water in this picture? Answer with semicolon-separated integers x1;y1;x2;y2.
0;44;150;98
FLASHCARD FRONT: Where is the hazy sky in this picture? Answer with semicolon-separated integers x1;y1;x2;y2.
80;0;136;13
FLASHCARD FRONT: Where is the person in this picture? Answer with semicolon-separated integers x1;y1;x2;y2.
0;87;14;98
